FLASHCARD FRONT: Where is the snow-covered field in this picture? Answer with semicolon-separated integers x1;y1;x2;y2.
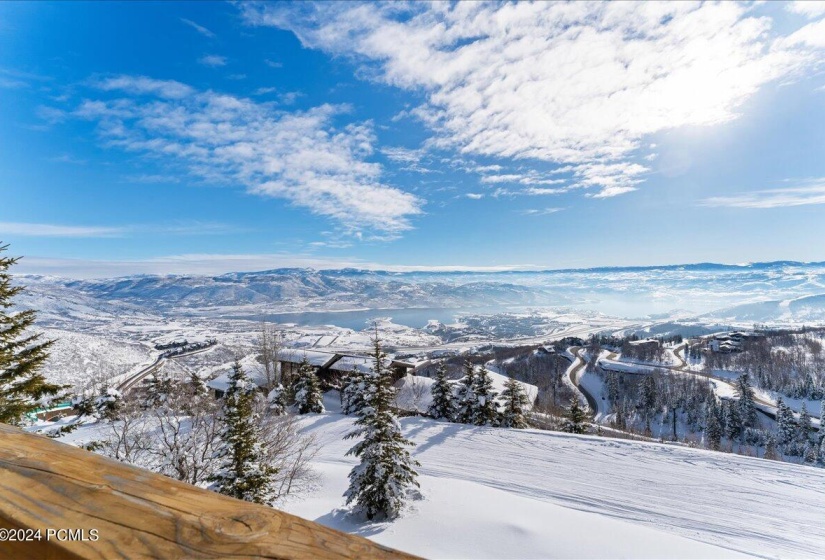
53;395;824;559
280;405;824;559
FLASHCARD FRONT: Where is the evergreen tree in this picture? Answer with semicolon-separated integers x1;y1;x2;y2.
705;398;722;451
210;361;277;504
798;401;812;443
639;375;658;435
819;434;825;465
763;434;781;461
562;397;588;434
291;357;324;414
0;243;65;425
471;364;499;426
342;369;368;416
802;442;818;464
735;373;758;428
427;363;456;420
776;398;797;446
499;375;530;429
189;371;208;398
344;334;419;520
455;360;477;424
606;371;620;411
145;374;177;408
724;400;742;441
267;383;287;415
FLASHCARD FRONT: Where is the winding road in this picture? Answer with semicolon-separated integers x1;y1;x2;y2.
116;345;216;393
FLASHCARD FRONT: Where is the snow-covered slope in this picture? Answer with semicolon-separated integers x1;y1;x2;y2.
286;410;823;559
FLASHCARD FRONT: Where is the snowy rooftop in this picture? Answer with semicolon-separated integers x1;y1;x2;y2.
279;349;340;368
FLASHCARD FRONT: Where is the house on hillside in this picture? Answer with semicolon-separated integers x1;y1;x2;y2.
207;349;430;398
277;349;430;385
708;331;760;353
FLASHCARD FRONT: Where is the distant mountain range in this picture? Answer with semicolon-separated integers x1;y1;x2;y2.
16;260;825;324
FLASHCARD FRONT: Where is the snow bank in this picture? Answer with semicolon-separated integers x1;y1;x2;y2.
289;414;824;559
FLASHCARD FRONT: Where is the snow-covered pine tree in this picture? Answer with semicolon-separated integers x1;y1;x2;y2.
724;400;742;441
819;434;825;465
802;441;818;464
471;364;499;426
735;373;758;428
776;397;797;447
763;433;781;461
499;375;530;429
342;369;367;416
798;401;812;443
189;370;208;398
427;363;456;420
455;360;477;424
144;374;177;408
705;398;722;451
344;334;419;520
639;374;658;435
606;371;620;412
562;397;588;434
291;357;324;414
95;385;123;421
267;383;287;415
210;361;277;504
820;399;824;433
0;243;65;425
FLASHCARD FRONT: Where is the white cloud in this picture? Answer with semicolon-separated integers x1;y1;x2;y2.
180;18;216;38
777;17;825;49
264;58;284;68
49;154;87;165
479;174;525;184
75;76;422;236
521;207;563;216
381;146;424;164
120;173;181;184
588;186;639;199
0;222;125;238
479;171;566;187
700;179;825;209
0;221;243;239
465;193;484;199
522;187;566;196
199;54;228;67
0;77;27;89
786;1;825;19
244;2;825;198
94;75;194;99
0;67;51;89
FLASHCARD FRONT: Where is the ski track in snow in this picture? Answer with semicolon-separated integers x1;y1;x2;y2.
293;412;825;559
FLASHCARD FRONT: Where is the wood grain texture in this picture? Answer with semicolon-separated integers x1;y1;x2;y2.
0;423;421;560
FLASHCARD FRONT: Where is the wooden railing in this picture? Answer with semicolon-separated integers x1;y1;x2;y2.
0;424;420;559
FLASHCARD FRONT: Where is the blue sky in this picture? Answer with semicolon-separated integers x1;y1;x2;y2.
1;1;825;277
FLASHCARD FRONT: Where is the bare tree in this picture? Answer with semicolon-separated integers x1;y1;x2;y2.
395;375;430;414
149;382;223;486
94;374;318;500
257;321;283;391
257;410;319;498
97;399;154;465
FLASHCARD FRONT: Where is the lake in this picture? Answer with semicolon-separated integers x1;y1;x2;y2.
241;307;492;330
